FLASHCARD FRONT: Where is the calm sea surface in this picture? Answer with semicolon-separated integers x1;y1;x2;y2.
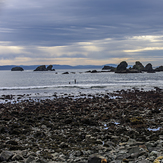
0;69;163;102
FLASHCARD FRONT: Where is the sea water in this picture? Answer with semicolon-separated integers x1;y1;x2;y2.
0;69;163;102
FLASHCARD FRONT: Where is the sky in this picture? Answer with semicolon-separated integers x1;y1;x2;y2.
0;0;163;66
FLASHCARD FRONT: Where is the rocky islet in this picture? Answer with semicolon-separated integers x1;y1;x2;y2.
11;67;24;71
0;89;163;162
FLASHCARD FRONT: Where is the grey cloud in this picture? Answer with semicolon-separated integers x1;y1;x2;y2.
1;0;163;47
1;0;163;65
60;54;87;58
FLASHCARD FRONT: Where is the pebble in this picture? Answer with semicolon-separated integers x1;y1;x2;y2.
0;89;163;162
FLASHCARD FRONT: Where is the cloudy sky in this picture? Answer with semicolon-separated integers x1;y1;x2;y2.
0;0;163;66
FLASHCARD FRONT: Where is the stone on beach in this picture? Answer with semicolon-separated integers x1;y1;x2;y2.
0;89;163;162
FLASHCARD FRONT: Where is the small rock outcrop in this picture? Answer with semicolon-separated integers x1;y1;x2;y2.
133;61;144;71
34;65;46;71
91;70;98;73
46;65;55;71
62;72;69;74
34;65;55;71
155;66;163;72
144;63;155;73
102;65;114;70
11;67;24;71
115;61;128;73
102;66;116;72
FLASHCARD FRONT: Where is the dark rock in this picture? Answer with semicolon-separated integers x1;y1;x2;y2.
0;151;14;161
59;142;69;148
34;65;55;71
8;145;24;150
85;70;92;73
9;128;22;135
127;68;140;73
6;140;18;145
34;65;47;71
115;61;128;73
34;131;46;138
0;126;9;133
155;65;163;72
47;65;55;71
144;63;155;73
11;66;24;71
46;65;53;71
91;70;98;73
81;118;97;126
133;61;144;71
88;154;107;163
62;72;69;74
102;65;115;70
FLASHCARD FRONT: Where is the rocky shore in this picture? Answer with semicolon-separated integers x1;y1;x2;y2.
0;89;163;163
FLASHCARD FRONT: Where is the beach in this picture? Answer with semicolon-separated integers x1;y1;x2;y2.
0;88;163;163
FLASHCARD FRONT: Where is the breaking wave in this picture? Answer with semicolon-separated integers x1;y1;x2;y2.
0;84;111;91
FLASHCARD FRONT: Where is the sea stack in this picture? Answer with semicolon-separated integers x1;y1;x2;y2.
11;66;24;71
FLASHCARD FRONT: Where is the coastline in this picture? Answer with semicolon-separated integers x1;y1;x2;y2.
0;89;163;163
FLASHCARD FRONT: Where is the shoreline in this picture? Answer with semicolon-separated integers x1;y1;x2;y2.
0;86;160;104
0;89;163;162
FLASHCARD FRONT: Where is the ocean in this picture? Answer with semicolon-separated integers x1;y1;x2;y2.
0;69;163;103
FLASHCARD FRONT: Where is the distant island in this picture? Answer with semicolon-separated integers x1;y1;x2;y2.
0;64;117;71
1;61;163;73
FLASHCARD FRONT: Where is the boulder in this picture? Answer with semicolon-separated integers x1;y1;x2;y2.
0;151;14;162
133;61;144;71
115;61;128;73
144;63;155;73
11;66;24;71
34;65;47;71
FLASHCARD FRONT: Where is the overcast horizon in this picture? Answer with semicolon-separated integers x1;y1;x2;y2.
0;0;163;66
